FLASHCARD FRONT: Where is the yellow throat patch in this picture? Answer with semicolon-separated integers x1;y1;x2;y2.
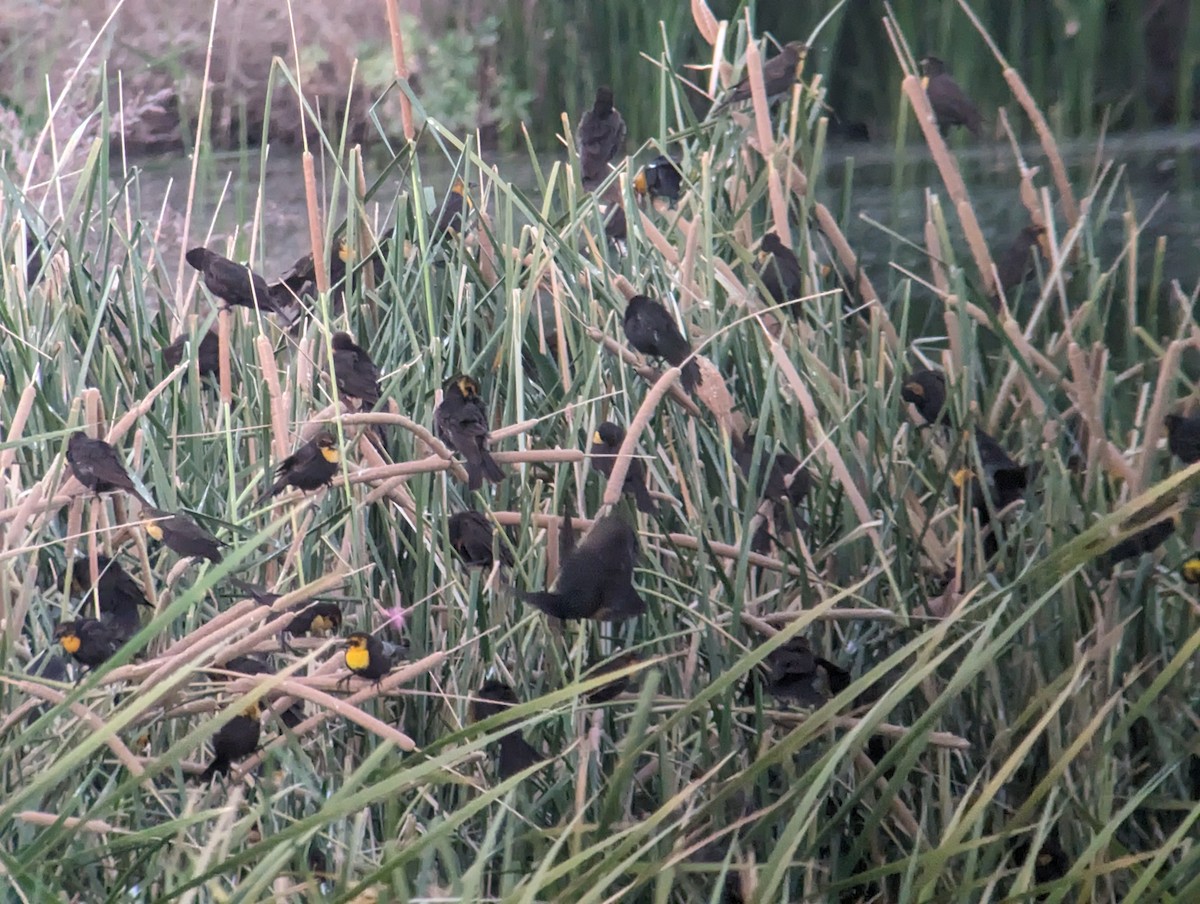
144;521;164;541
319;447;340;464
59;634;81;655
346;646;370;672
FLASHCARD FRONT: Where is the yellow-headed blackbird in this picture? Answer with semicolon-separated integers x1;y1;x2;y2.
623;294;701;394
583;651;643;703
186;246;279;312
470;679;542;780
72;554;152;642
1164;413;1200;464
589;422;658;514
142;507;225;563
1181;556;1200;584
264;431;340;499
756;233;803;311
215;656;304;730
448;510;514;568
67;431;148;503
434;374;505;491
734;431;811;554
901;369;947;426
714;40;807;111
433;179;471;239
343;632;392;686
1101;517;1177;571
994;224;1046;295
959;429;1036;516
287;601;343;637
271;236;371;310
162;329;219;380
746;636;851;706
199;701;262;780
1011;834;1069;886
919;56;982;138
577;86;627;192
54;619;123;671
633;155;683;204
524;512;646;621
331;332;382;409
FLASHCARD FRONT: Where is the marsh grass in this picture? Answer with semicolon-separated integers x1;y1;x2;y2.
1;1;1199;902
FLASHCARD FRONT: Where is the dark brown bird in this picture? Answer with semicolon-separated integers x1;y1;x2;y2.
264;431;340;499
199;702;262;780
756;233;803;311
734;432;811;554
577;86;627;192
994;224;1046;296
185;246;278;311
1164;413;1200;465
589;422;657;514
623;294;701;394
433;179;471;239
523;513;646;621
286;601;343;637
715;41;807;111
162;329;219;380
1101;517;1177;571
633;155;683;204
330;332;382;409
470;679;542;780
54;619;124;672
919;56;982;137
66;431;147;502
448;511;514;568
434;375;505;492
747;636;851;707
212;656;304;730
901;369;948;426
142;508;224;563
583;652;643;704
72;554;152;642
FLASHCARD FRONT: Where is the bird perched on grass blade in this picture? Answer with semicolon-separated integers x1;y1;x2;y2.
186;247;278;312
263;431;340;500
435;375;505;491
67;432;148;504
71;554;152;642
735;431;811;554
994;224;1046;296
523;513;646;621
633;155;683;204
448;511;514;568
746;636;850;707
342;632;393;688
470;680;542;780
901;369;948;426
583;652;643;704
589;422;658;514
1100;517;1177;572
577;86;626;192
330;332;382;410
199;702;262;781
714;41;807;111
162;329;219;381
285;601;343;638
142;508;225;563
756;233;803;311
919;56;982;138
623;294;701;394
54;619;123;674
1164;413;1200;465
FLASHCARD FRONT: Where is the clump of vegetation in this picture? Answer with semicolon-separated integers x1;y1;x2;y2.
1;2;1197;902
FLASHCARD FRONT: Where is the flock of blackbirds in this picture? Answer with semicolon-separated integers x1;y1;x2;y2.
27;40;1090;798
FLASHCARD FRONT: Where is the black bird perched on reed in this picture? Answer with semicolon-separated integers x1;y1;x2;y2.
470;680;542;780
523;513;646;621
342;632;393;688
54;619;124;673
330;332;382;411
433;179;471;239
633;155;683;204
919;56;982;138
448;511;514;568
589;422;658;514
285;601;343;638
994;224;1046;296
714;40;807;111
756;233;803;311
734;431;811;554
162;329;219;381
72;554;152;642
186;247;278;311
583;651;643;704
1100;517;1177;572
623;294;701;394
901;369;948;426
747;636;851;707
199;702;262;780
141;508;224;563
435;374;505;491
263;431;341;500
212;656;305;730
1164;413;1200;465
577;86;627;192
67;431;148;503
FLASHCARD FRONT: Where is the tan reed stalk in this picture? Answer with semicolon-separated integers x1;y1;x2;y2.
603;367;681;508
383;0;415;141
